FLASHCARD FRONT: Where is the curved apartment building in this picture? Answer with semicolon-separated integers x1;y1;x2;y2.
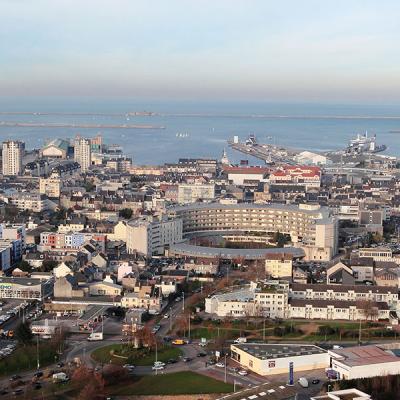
168;203;338;261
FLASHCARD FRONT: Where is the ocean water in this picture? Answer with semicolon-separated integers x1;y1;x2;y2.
0;97;399;164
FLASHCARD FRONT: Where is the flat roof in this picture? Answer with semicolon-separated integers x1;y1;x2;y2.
232;343;326;360
330;345;400;367
216;382;297;400
0;277;45;286
169;202;328;216
170;242;305;260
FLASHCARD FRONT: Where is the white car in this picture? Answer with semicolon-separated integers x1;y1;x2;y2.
216;362;225;368
152;365;164;371
123;364;135;370
154;361;165;367
238;370;248;376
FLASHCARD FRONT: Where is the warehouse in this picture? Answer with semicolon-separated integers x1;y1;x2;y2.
328;344;400;380
230;343;329;376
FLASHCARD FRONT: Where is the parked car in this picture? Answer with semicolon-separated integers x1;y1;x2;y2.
216;362;225;368
238;370;248;376
152;365;164;371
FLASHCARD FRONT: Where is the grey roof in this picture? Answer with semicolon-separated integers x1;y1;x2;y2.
232;343;326;360
0;277;44;286
169;202;329;216
170;242;305;260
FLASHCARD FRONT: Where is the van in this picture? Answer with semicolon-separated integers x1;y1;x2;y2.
298;377;309;388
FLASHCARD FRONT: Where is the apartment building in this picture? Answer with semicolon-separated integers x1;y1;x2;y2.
7;192;49;212
2;140;24;176
169;202;338;261
265;254;293;278
290;283;398;309
126;216;182;256
121;285;162;313
177;183;215;204
74;137;92;172
39;176;62;198
205;281;289;319
40;232;107;252
289;299;390;321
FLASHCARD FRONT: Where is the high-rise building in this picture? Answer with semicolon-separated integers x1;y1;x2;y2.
2;140;25;176
74;137;92;172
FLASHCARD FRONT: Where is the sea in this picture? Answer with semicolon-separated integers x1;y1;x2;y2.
0;97;399;165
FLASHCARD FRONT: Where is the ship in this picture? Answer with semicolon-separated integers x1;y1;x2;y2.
346;131;387;154
245;134;257;146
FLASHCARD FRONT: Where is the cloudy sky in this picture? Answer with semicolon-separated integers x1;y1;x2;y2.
1;0;400;102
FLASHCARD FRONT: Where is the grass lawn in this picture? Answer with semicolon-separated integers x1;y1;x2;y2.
190;327;241;340
110;371;234;396
0;342;58;376
92;344;183;366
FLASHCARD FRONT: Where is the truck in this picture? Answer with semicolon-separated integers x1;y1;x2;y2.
298;377;309;388
87;332;103;341
52;372;69;383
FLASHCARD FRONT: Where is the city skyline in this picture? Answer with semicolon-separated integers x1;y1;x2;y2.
1;0;400;103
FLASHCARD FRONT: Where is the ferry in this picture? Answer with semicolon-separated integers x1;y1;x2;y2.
347;132;386;154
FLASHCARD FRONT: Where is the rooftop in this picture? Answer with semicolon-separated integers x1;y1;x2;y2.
329;344;400;367
232;343;326;360
216;382;298;400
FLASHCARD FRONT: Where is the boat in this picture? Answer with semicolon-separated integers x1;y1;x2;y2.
346;131;387;154
245;134;257;146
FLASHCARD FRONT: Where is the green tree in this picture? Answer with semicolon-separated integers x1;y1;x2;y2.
15;322;33;346
119;208;133;219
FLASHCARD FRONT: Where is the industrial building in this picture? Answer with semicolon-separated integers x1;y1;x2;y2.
230;343;329;376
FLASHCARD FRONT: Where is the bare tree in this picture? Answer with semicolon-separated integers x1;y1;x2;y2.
357;299;380;321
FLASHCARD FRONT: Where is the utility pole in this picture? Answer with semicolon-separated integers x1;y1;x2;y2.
182;292;185;312
188;314;191;341
224;354;227;383
36;335;40;370
263;318;266;342
358;318;362;345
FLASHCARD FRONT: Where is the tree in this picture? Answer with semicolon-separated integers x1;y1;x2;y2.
15;321;33;346
72;365;105;400
40;260;58;272
357;299;379;321
15;260;31;273
119;208;133;219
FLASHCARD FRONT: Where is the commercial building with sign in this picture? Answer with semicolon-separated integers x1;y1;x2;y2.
0;277;53;300
230;343;329;376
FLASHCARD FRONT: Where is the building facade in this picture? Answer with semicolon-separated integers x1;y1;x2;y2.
169;203;338;261
74;137;92;172
2;140;24;176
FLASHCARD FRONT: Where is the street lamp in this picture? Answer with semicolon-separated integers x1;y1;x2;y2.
224;354;227;383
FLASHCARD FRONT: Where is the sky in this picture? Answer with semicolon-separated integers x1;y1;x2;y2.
1;0;400;103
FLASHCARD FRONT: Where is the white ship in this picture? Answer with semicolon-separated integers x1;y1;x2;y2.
347;132;386;154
